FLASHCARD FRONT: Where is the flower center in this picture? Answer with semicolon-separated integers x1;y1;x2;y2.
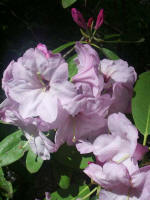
37;72;50;91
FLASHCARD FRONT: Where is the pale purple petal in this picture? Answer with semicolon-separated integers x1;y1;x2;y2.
84;162;130;193
108;113;138;158
74;42;100;71
76;140;93;154
109;83;133;114
133;143;148;161
100;59;137;84
99;190;138;200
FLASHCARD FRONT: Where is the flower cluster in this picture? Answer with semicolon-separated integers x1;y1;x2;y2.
0;42;136;163
77;112;150;199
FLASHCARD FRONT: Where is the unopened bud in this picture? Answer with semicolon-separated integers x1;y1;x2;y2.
71;8;87;30
95;9;104;30
87;17;94;29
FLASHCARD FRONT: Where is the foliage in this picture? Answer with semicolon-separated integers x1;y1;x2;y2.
132;71;150;145
61;0;77;8
26;149;43;174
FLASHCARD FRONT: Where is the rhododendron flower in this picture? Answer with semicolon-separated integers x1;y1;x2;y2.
0;98;55;160
2;43;77;123
55;94;111;149
76;113;138;163
99;59;137;113
84;161;150;200
100;59;137;86
72;42;104;97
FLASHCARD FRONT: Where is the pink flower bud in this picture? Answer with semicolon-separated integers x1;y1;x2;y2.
95;9;104;30
37;43;50;58
71;8;87;29
87;17;94;29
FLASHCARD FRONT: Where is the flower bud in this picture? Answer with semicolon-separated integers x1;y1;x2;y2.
71;8;87;29
87;17;94;29
95;9;104;30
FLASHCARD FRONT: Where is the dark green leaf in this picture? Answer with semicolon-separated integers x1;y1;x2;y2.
0;167;13;198
53;144;94;170
51;184;90;200
90;197;97;200
101;48;119;60
62;0;77;8
67;54;78;79
132;71;150;144
104;34;120;40
52;42;75;54
26;149;43;173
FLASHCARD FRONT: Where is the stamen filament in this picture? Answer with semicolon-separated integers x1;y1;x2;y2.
37;72;46;88
72;119;76;143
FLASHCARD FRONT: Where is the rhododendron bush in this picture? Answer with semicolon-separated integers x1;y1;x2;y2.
0;5;150;200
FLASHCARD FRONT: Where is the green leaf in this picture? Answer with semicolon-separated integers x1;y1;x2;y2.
0;130;23;155
26;149;43;173
52;42;75;54
0;141;27;167
80;155;94;170
132;71;150;144
0;167;13;198
104;34;120;40
51;184;90;200
59;175;71;189
101;48;119;60
67;54;78;79
62;0;77;8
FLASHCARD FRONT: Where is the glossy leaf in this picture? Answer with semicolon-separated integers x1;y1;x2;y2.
0;130;23;155
26;149;43;173
0;167;13;198
0;141;27;167
132;71;150;144
52;42;75;54
67;54;78;79
62;0;77;8
101;48;119;60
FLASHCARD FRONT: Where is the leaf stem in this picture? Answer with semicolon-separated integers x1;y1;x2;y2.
81;187;98;200
71;185;89;200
